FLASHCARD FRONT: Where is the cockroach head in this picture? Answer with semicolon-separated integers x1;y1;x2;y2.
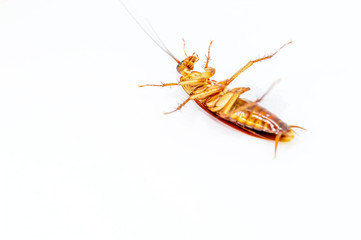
176;54;199;75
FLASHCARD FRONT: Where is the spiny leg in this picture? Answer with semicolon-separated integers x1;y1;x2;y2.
164;97;191;115
143;78;209;90
139;78;208;87
223;41;292;87
204;40;214;69
164;85;225;114
190;85;224;100
182;39;199;60
182;38;188;57
179;78;207;86
203;41;216;78
139;83;179;87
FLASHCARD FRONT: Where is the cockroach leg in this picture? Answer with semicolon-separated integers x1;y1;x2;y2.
182;38;188;57
223;41;292;87
164;97;191;115
189;86;224;100
178;79;207;86
121;0;302;158
139;83;179;87
204;40;214;69
165;85;224;114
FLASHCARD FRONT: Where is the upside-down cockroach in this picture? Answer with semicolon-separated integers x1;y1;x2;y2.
120;1;303;156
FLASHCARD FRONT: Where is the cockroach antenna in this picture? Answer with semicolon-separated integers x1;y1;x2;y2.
118;0;180;63
122;0;303;157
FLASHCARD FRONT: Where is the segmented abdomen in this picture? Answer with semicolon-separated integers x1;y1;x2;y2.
226;98;289;134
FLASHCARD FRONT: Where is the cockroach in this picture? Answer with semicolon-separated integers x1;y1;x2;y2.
120;1;303;157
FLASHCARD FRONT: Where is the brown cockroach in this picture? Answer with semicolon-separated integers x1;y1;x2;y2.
120;1;303;156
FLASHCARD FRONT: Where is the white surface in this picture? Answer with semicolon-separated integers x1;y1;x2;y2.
1;0;361;239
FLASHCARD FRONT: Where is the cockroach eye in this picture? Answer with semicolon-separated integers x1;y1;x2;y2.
176;60;184;73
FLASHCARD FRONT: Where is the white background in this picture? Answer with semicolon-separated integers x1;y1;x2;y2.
1;0;361;239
